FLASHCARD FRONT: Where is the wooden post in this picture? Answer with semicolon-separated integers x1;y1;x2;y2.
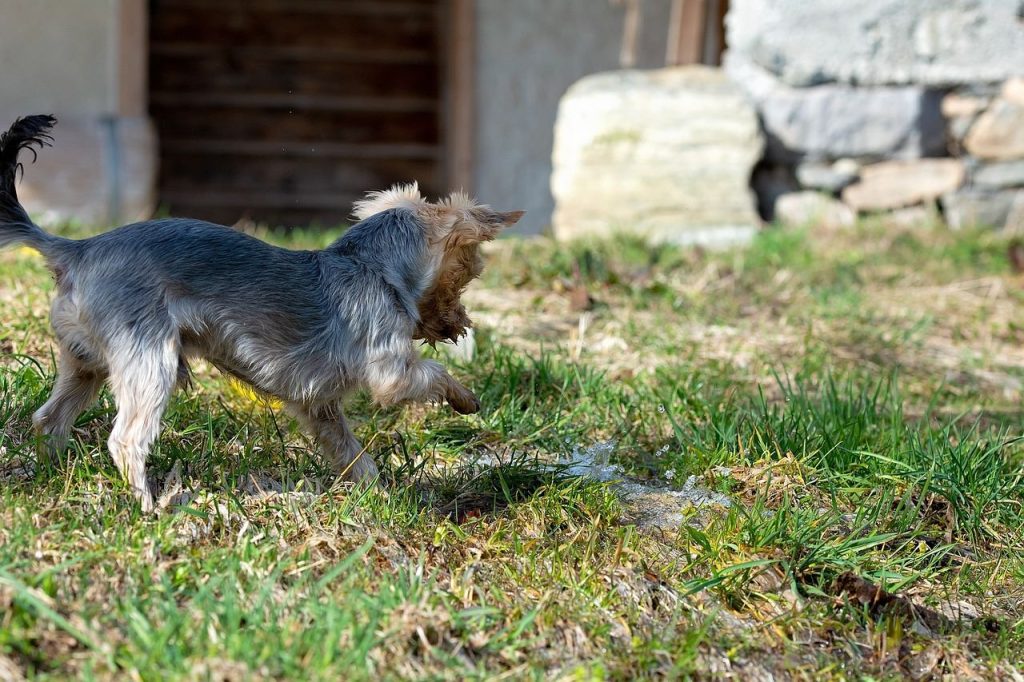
117;0;148;117
666;0;707;66
444;0;475;194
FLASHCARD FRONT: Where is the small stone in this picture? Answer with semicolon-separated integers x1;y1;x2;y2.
964;98;1024;160
1002;77;1024;107
795;159;860;192
940;189;1024;230
941;92;987;119
776;191;855;229
842;159;965;212
973;160;1024;189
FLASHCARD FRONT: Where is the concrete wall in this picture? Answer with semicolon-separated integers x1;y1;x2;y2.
0;0;154;228
0;0;119;118
473;0;674;235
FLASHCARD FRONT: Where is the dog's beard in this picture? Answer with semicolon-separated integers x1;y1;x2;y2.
414;244;482;345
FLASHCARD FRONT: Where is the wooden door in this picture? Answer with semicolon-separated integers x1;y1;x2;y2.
149;0;445;227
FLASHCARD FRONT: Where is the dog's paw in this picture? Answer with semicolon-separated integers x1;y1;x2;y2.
447;386;481;415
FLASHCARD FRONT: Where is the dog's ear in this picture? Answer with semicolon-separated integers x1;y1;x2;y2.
490;210;525;228
447;208;524;245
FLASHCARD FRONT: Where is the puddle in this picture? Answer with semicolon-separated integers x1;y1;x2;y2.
564;440;731;530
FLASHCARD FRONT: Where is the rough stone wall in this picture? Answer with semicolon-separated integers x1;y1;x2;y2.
726;0;1024;232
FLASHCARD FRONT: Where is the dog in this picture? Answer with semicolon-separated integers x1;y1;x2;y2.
0;115;523;511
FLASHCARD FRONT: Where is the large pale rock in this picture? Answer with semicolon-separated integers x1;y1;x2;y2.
726;0;1024;87
18;116;157;228
964;98;1024;161
776;191;855;229
941;189;1024;231
726;58;945;162
841;159;965;212
552;66;763;246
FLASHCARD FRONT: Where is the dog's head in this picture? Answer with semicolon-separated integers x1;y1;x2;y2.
352;183;523;344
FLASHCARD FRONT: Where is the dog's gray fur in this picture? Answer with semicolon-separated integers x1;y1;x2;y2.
0;115;522;511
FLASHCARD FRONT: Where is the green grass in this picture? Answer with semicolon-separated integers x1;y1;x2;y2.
1;220;1023;679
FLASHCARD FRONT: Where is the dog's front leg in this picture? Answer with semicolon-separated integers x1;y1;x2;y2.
367;355;480;415
288;402;378;483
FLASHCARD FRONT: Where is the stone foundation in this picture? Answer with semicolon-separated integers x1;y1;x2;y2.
16;116;157;228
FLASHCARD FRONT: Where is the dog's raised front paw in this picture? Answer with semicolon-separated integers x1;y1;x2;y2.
447;386;480;415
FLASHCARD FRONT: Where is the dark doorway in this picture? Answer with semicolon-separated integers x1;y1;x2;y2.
148;0;445;227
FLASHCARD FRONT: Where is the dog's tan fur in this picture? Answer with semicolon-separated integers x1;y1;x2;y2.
355;183;523;345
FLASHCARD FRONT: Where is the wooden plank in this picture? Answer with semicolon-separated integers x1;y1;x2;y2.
151;6;437;51
149;55;439;99
159;155;440;194
151;108;439;146
118;0;148;116
666;0;707;66
149;43;433;64
442;0;474;193
158;139;441;160
149;92;437;113
160;190;361;210
153;0;436;14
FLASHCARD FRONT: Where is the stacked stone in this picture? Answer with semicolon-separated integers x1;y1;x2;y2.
725;0;1024;231
941;80;1024;232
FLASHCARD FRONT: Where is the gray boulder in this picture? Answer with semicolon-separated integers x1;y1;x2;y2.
552;66;764;246
726;57;946;163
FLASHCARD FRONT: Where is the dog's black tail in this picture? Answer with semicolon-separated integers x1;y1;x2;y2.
0;115;67;256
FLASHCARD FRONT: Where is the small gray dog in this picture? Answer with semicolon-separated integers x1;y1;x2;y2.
0;115;522;511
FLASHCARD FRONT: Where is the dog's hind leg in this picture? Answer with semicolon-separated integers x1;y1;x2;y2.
32;350;105;463
289;402;378;483
105;338;179;512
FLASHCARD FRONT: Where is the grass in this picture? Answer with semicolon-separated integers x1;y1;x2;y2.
1;217;1023;680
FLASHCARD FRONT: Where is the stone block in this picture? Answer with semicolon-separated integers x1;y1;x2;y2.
552;66;764;246
16;115;156;228
776;191;855;229
841;159;964;212
726;57;946;163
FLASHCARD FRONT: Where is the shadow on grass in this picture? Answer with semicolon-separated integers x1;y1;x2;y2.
379;441;572;523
